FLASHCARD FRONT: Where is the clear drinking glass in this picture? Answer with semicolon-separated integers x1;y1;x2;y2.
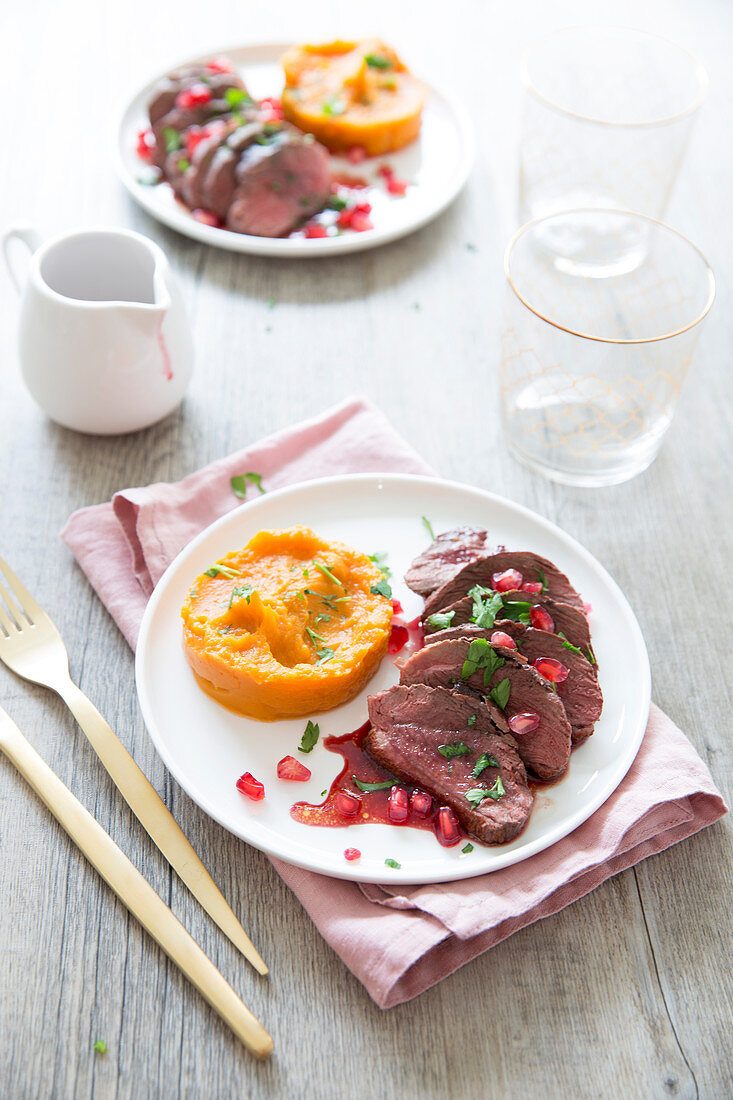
499;209;715;487
519;27;708;224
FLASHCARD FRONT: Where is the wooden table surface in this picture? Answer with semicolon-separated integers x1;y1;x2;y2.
1;0;731;1096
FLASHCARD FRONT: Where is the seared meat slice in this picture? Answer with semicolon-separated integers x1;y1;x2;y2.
365;684;533;845
202;123;265;218
148;66;248;124
180;120;239;209
226;128;331;237
425;621;602;743
423;552;586;618
405;527;493;596
400;637;572;779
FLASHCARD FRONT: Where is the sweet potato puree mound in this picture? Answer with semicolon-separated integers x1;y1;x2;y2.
181;527;392;720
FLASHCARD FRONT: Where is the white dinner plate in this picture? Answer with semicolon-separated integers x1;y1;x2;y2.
114;42;474;256
135;474;650;884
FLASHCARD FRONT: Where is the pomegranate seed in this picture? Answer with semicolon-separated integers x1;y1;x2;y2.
391;598;404;615
350;211;373;232
259;96;283;115
304;223;328;239
344;847;361;861
353;201;372;215
410;790;432;817
521;581;543;595
492;569;523;592
508;712;540;735
236;772;265;801
386;175;408;196
533;656;569;683
490;630;517;650
192;208;222;227
388;623;409;654
529;604;555;632
208;57;233;74
176;83;213;109
334;790;361;818
185;127;205;157
347;145;367;163
435;806;461;847
378;163;394;179
388;786;409;824
276;755;311;781
136;129;154;162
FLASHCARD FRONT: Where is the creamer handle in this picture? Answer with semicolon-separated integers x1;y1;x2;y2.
2;225;42;293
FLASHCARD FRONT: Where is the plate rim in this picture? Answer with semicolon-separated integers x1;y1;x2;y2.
135;472;651;885
112;39;476;257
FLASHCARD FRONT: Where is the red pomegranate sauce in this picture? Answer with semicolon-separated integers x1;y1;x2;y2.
290;720;465;847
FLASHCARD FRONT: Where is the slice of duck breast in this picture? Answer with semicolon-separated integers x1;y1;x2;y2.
180;120;239;209
201;123;266;219
148;66;248;124
422;552;586;618
226;128;331;237
365;684;533;845
424;621;602;743
400;637;572;779
405;527;493;596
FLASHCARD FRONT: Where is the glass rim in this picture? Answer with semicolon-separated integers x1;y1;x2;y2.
504;209;716;345
521;25;709;129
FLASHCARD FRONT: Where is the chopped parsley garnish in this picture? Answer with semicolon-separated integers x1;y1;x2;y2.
461;842;474;854
267;298;277;309
320;789;327;797
163;127;181;153
299;720;320;754
384;858;401;869
496;598;532;625
466;243;478;252
177;157;190;172
467;714;477;727
303;589;349;616
305;626;335;664
321;95;346;116
204;563;241;579
427;610;455;631
472;753;499;778
421;515;436;541
230;471;265;498
536;568;549;594
437;741;472;759
353;777;396;792
468;585;504;630
367;552;392;579
136;169;162;186
370;577;392;599
557;631;583;657
326;194;348;211
466;777;505;806
365;53;392;69
586;646;596;666
313;560;346;590
489;677;511;710
225;87;253;108
228;584;253;609
461;638;505;686
93;1040;107;1054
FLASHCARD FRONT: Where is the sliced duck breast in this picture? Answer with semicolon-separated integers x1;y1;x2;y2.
423;552;586;619
405;527;493;596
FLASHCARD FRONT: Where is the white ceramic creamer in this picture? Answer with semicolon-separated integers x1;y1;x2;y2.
2;225;194;434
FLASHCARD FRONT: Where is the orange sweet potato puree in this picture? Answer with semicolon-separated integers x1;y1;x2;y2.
181;527;392;720
280;40;427;155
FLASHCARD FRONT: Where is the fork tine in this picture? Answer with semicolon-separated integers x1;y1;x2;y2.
0;578;27;629
0;596;18;635
0;555;46;626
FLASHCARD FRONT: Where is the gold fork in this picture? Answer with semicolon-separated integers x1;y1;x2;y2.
0;554;267;975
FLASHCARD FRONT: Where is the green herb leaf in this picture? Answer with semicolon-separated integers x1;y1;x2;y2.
367;551;392;579
466;776;505;806
468;585;504;630
225;86;252;108
497;598;532;625
422;515;436;541
585;646;596;666
320;789;327;797
384;858;401;869
321;95;346;116
228;584;253;609
315;646;335;665
427;610;455;631
326;194;348;211
490;677;511;710
354;777;396;792
557;631;583;657
365;53;392;70
467;714;477;727
136;169;162;186
370;577;393;599
460;638;505;683
472;752;499;778
177;157;190;172
93;1040;107;1054
466;243;478;252
204;563;241;579
437;741;472;759
163;127;181;153
536;568;549;594
299;720;320;754
313;560;346;590
231;471;266;499
461;842;474;854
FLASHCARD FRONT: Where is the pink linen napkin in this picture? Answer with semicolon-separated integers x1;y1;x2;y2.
61;395;727;1009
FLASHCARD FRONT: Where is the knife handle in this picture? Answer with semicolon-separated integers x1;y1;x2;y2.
0;712;273;1059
